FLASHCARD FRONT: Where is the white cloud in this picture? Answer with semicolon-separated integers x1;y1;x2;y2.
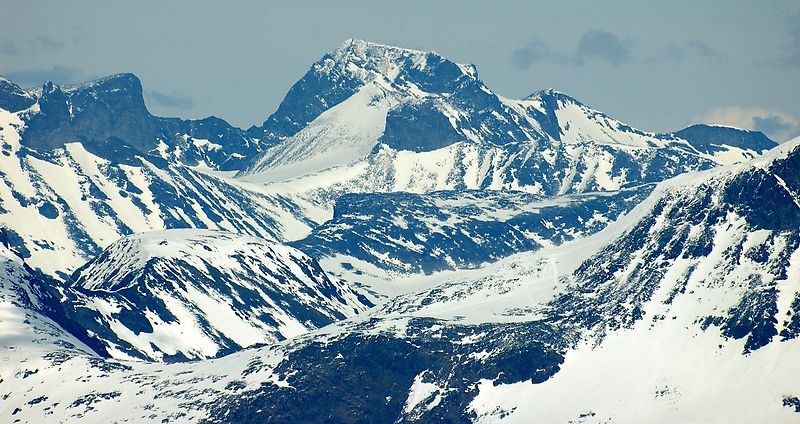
693;106;799;142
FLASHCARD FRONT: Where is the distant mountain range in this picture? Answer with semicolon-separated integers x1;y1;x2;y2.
0;40;776;280
0;39;796;423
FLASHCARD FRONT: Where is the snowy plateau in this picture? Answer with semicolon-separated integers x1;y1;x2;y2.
0;38;798;423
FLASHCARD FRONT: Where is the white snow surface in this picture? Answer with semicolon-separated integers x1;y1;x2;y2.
239;49;761;215
0;108;317;277
0;40;795;423
67;229;370;362
2;139;800;422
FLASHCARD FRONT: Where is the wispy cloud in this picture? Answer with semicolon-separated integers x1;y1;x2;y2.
0;36;65;56
146;90;194;109
656;40;724;63
780;16;800;67
753;115;793;138
29;36;64;51
0;38;19;55
574;30;632;65
513;31;721;69
512;37;568;68
694;106;799;142
5;66;86;86
513;30;632;68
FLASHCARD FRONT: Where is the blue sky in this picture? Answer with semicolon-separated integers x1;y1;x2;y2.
1;0;798;140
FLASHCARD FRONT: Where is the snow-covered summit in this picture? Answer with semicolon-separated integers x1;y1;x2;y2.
57;229;372;362
72;229;280;291
328;38;479;85
524;88;581;103
251;38;481;143
337;38;429;57
244;39;776;188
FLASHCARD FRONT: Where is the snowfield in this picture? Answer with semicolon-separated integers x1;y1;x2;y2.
0;39;796;423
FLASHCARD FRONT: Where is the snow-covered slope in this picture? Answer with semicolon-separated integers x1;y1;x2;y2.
0;244;103;423
2;139;798;423
241;40;775;209
0;245;92;357
0;107;315;278
0;39;792;423
258;137;712;208
469;136;800;422
0;42;776;280
295;186;650;275
205;137;800;422
251;82;395;182
50;229;372;362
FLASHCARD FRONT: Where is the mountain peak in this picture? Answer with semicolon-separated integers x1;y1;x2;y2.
41;80;63;95
254;39;480;140
0;75;36;112
675;123;777;155
326;38;477;81
65;73;145;109
0;74;16;85
335;38;428;56
19;72;156;152
324;38;476;81
61;73;143;96
525;88;584;106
